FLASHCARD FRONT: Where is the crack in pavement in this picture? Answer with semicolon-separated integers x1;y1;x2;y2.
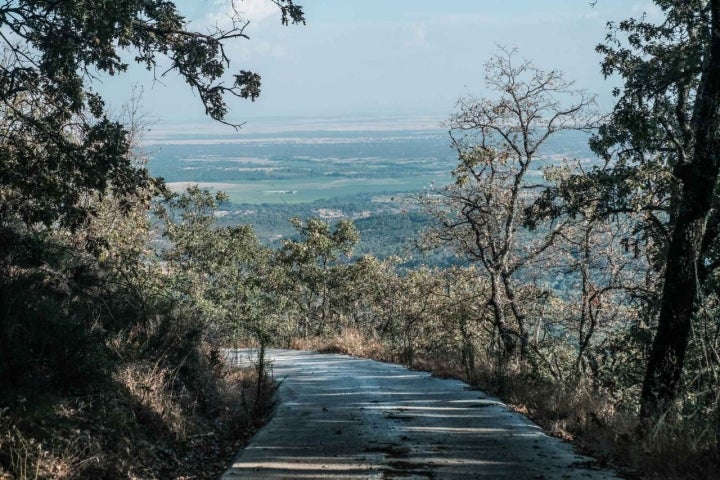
221;349;621;480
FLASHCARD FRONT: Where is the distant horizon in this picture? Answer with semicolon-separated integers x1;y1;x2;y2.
142;112;449;144
100;0;640;136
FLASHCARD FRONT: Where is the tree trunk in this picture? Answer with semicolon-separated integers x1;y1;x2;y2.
640;211;709;417
640;0;720;419
489;273;515;358
500;272;529;357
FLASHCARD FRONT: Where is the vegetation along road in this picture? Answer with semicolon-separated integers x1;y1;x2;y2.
222;350;620;479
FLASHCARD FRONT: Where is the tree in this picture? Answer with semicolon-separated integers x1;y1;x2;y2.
426;47;596;360
629;0;720;419
157;186;285;402
0;0;305;389
0;0;304;232
278;217;359;336
552;0;720;418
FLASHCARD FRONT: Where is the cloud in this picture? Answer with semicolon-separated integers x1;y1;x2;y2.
231;0;279;24
201;0;279;30
195;0;290;60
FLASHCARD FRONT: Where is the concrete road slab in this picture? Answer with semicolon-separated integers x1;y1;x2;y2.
222;349;621;480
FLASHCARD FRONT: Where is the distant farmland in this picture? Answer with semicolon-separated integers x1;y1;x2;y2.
150;128;592;205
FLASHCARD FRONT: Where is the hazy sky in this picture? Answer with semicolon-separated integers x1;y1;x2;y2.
96;0;658;129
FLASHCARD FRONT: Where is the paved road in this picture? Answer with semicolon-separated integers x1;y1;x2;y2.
222;349;620;479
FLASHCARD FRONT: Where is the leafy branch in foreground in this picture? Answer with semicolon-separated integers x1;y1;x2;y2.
0;0;304;232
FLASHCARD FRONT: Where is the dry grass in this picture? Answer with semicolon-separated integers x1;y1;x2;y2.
416;354;720;479
290;328;387;359
114;359;191;442
1;404;104;480
0;415;43;480
591;412;720;480
0;347;276;480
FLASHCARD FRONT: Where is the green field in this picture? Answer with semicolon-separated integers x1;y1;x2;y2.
166;175;442;204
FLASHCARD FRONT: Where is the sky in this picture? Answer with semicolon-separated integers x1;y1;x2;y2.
96;0;660;131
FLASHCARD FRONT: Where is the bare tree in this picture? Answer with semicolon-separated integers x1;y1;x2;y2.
426;47;596;361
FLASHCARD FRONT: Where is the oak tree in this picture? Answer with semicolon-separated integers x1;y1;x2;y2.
428;47;596;360
0;0;304;231
550;0;720;418
278;217;359;336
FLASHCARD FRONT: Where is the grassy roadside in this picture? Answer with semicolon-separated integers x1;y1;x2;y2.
0;347;274;480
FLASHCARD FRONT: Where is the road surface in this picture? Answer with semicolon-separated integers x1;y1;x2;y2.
222;349;620;479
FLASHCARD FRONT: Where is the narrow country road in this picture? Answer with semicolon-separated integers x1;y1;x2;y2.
222;349;620;479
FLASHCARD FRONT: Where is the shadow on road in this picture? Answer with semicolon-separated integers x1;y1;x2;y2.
222;349;619;480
